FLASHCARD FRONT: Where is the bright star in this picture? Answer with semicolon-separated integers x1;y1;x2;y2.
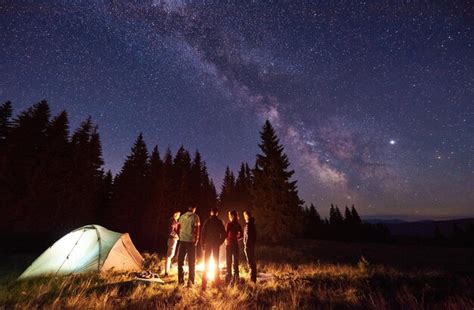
389;140;396;145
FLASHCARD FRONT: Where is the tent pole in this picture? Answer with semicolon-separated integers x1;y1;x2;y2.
93;225;102;271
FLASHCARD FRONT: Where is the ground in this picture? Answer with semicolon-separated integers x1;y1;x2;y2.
1;240;473;309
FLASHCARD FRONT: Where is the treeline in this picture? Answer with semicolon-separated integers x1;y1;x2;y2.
302;204;391;243
0;101;305;251
0;101;217;251
106;135;218;251
0;101;107;236
1;100;397;252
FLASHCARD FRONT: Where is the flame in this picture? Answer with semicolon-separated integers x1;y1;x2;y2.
196;252;224;282
206;255;216;281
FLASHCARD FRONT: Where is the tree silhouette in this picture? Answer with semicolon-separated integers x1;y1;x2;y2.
5;101;51;232
69;118;105;230
252;120;303;243
0;101;225;252
351;205;362;224
110;133;149;240
0;101;12;149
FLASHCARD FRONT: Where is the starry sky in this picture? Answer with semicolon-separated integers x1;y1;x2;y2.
1;1;473;219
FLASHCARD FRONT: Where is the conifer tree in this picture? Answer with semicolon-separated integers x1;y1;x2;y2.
173;146;192;210
305;203;321;238
148;146;163;207
329;204;344;226
200;164;217;216
154;148;174;251
351;205;362;224
36;111;72;231
98;170;113;225
6;101;51;233
190;151;213;222
235;162;252;214
69;118;104;230
190;151;203;208
110;133;149;238
344;206;353;225
0;101;13;230
220;166;236;206
252;120;303;243
308;203;321;223
139;145;163;250
0;101;12;149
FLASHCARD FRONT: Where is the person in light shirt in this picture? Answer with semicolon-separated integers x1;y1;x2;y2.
164;211;180;277
177;205;200;286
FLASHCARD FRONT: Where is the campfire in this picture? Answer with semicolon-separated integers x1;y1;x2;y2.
196;254;225;282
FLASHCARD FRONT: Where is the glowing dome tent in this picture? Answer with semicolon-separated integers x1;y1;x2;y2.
19;225;144;279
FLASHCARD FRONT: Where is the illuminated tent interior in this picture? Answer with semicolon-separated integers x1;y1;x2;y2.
18;225;144;279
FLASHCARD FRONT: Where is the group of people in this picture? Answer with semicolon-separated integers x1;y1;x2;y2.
164;206;257;287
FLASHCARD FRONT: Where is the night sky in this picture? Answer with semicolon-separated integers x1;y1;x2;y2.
1;1;473;219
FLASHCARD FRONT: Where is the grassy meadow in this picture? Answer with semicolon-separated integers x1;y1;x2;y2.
1;240;473;309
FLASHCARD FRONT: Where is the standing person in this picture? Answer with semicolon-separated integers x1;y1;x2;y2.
243;210;257;283
164;211;180;277
225;210;243;285
177;206;200;286
201;207;226;288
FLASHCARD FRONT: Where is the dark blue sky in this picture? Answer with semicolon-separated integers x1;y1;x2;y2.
1;1;473;219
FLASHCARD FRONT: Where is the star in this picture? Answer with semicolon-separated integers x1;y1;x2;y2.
1;1;472;219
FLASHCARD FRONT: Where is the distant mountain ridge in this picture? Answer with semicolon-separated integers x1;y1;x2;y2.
363;219;407;225
364;218;474;238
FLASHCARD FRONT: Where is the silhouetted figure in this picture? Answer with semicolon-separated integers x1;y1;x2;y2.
243;210;257;283
225;210;243;285
177;206;200;286
201;207;226;288
164;211;180;276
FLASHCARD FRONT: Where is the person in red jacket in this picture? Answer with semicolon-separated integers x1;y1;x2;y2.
225;210;243;285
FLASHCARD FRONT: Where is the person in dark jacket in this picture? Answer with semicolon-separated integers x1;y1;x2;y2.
225;210;243;284
201;207;226;288
243;210;257;283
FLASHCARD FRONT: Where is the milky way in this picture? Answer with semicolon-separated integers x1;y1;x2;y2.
1;1;473;219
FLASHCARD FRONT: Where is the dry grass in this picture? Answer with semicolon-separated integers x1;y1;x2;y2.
1;242;473;309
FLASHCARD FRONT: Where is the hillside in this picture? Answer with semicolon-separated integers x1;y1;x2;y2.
383;218;474;238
